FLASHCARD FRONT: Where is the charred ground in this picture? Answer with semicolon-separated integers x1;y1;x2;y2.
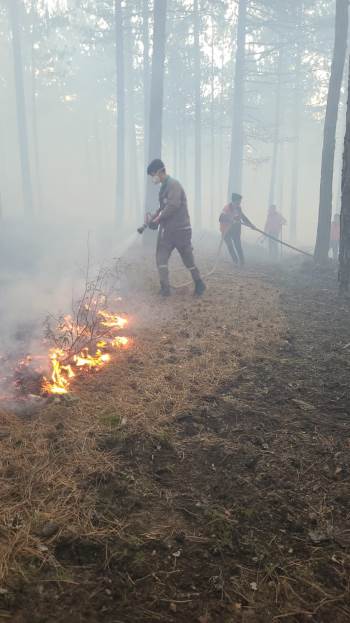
0;257;350;623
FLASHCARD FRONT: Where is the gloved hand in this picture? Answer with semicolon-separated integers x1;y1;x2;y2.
148;221;159;230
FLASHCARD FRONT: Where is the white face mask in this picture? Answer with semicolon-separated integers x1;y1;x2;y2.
152;174;161;185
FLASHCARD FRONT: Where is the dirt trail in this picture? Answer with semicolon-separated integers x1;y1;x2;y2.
1;260;350;623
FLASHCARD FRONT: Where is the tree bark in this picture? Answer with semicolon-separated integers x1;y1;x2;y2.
278;140;285;216
290;2;302;242
268;46;283;209
227;0;247;198
194;0;202;228
115;0;125;225
94;112;103;189
145;0;167;214
31;0;43;213
219;48;225;212
124;31;140;222
314;0;348;262
339;56;350;292
8;0;34;216
179;118;188;192
173;121;178;177
143;0;150;173
210;10;215;227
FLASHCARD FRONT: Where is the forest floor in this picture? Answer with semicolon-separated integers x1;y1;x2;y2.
1;247;350;623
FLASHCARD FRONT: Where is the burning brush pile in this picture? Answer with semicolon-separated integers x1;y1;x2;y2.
2;268;131;404
41;308;129;396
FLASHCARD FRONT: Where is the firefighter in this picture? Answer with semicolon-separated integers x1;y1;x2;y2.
219;193;255;266
146;159;206;297
264;204;286;259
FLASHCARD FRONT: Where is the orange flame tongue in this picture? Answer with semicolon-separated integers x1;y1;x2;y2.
98;310;128;329
73;348;110;370
42;348;75;395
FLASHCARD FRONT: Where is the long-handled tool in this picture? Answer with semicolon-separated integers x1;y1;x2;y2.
136;218;313;290
245;224;313;258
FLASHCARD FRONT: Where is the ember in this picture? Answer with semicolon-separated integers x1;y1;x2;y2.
111;336;129;348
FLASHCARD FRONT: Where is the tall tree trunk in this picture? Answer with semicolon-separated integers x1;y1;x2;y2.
86;133;94;207
143;0;150;174
145;0;167;214
314;0;348;262
194;0;202;228
278;140;285;216
290;2;302;242
336;65;348;213
179;118;188;192
227;0;247;198
125;31;140;223
268;46;283;209
128;112;141;223
115;0;125;225
289;56;301;241
219;48;225;212
94;112;103;188
173;120;178;177
8;0;34;216
31;0;42;212
339;57;350;292
210;10;215;227
178;121;184;187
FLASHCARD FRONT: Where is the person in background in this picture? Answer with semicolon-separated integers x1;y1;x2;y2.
330;213;340;261
219;193;255;267
146;159;206;297
264;204;286;260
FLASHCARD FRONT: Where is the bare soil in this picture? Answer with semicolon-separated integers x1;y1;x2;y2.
1;256;350;623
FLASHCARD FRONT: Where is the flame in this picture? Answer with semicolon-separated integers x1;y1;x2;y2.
42;349;75;395
98;310;128;329
39;308;130;397
111;336;129;348
73;348;110;370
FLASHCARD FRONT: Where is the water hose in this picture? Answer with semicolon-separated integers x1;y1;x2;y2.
172;224;313;288
137;221;313;290
172;236;225;289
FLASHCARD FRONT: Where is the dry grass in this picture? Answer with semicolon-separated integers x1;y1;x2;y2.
0;259;284;589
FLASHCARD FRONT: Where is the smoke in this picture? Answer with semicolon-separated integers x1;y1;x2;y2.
0;219;137;358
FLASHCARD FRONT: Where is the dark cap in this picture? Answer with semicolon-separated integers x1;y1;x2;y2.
147;159;165;175
231;193;242;202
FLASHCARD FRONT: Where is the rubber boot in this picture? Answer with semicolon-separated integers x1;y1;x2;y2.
159;283;171;297
194;278;206;296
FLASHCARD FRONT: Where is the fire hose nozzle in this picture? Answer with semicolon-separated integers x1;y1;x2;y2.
137;224;148;234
